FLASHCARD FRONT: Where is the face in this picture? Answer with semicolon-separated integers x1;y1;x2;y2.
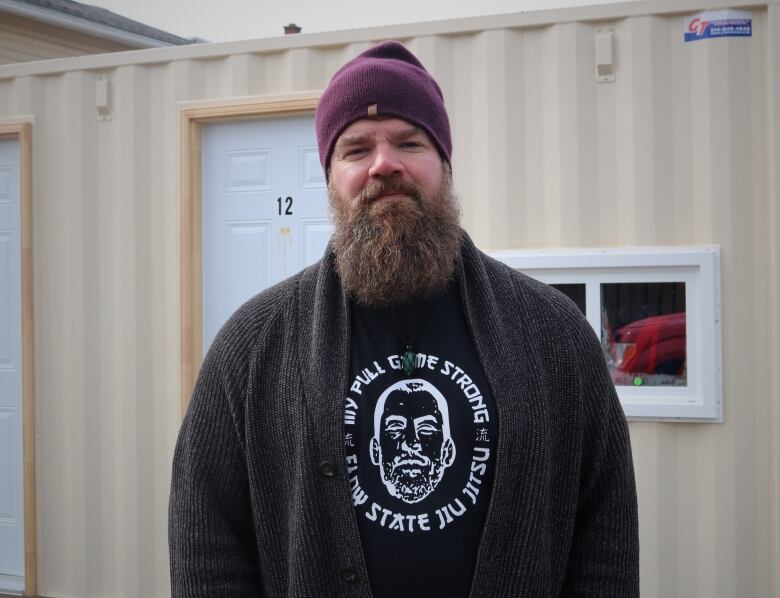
328;117;446;208
371;384;455;504
327;118;462;307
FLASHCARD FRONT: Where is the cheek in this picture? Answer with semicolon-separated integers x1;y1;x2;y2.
330;166;366;201
420;433;443;453
380;433;401;453
411;161;445;196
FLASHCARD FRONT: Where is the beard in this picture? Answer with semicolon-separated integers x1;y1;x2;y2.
328;170;462;306
382;455;445;504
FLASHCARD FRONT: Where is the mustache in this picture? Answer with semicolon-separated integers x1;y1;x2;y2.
392;456;430;468
355;175;422;206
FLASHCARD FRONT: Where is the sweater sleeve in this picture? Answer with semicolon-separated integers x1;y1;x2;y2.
560;317;640;597
168;332;262;597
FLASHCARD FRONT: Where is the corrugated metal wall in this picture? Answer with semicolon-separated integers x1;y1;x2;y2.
0;1;778;595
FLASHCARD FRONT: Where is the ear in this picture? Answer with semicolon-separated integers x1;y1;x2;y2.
370;437;380;466
441;437;455;467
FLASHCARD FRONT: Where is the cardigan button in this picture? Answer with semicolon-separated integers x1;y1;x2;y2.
340;567;357;582
319;460;336;478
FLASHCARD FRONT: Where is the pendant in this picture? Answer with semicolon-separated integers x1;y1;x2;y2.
402;349;416;376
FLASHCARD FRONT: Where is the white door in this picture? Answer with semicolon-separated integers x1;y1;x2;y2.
202;115;331;353
0;138;25;593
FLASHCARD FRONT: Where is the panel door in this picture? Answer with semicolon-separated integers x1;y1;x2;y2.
0;138;24;587
202;115;331;353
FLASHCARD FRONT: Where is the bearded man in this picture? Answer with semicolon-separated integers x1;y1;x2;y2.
169;41;639;598
370;379;456;504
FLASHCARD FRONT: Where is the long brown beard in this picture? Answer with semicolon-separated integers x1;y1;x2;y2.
329;171;462;306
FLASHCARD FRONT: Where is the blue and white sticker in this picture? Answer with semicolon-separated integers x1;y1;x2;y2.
684;10;752;42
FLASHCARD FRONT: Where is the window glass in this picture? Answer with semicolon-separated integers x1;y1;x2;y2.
601;282;686;387
550;283;586;315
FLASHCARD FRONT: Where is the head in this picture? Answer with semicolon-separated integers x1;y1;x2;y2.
370;379;456;504
316;41;462;306
316;40;452;174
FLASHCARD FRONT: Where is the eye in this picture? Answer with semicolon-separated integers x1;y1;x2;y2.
399;140;424;149
343;147;368;158
416;424;438;436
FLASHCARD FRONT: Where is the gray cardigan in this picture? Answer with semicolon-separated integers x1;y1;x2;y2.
169;235;639;597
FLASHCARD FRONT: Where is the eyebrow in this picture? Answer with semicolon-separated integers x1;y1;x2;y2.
335;126;424;148
388;126;423;141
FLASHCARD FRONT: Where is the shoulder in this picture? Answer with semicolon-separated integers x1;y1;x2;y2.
467;244;625;439
466;243;588;335
201;259;322;381
477;250;620;417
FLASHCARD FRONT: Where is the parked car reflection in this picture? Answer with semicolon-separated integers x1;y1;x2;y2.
607;312;687;386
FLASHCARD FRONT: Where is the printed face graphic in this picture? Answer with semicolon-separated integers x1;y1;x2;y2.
370;380;455;503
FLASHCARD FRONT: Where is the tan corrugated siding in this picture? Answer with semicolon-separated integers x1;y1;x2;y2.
0;11;134;64
0;1;777;596
765;6;780;597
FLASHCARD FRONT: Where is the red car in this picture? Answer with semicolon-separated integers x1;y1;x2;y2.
609;312;686;382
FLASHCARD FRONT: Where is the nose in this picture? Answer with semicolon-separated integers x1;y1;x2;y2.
401;429;421;453
368;144;404;178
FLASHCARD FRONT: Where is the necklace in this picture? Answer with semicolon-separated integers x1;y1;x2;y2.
380;300;434;376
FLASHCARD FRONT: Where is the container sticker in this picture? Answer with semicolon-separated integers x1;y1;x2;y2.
684;10;752;42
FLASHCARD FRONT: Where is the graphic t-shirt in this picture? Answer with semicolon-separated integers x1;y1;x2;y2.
345;281;497;598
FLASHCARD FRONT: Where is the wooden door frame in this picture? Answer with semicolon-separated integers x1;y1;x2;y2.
0;120;36;597
179;93;320;416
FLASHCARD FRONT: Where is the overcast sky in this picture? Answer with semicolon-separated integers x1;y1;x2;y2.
86;0;637;43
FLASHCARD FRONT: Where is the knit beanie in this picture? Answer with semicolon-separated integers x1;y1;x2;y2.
315;40;452;175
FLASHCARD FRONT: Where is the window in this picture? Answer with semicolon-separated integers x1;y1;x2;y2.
490;247;722;422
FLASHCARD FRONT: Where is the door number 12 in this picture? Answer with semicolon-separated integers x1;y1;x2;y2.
277;196;293;215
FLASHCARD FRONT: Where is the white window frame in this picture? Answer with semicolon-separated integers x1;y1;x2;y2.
490;246;723;422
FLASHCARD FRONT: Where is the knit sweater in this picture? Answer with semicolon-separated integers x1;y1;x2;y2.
169;234;639;597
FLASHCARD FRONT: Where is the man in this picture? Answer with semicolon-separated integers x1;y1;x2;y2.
169;41;639;597
370;379;456;504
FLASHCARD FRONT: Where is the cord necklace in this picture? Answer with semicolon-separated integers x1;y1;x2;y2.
380;300;433;377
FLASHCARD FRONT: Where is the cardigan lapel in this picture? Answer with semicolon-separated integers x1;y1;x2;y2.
296;250;372;587
457;235;552;596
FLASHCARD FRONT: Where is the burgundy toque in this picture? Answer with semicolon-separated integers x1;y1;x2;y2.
315;40;452;175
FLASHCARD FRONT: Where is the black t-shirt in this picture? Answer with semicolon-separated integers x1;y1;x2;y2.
345;281;497;598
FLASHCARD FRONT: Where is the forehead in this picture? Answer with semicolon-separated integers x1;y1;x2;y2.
335;117;428;144
383;390;441;418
